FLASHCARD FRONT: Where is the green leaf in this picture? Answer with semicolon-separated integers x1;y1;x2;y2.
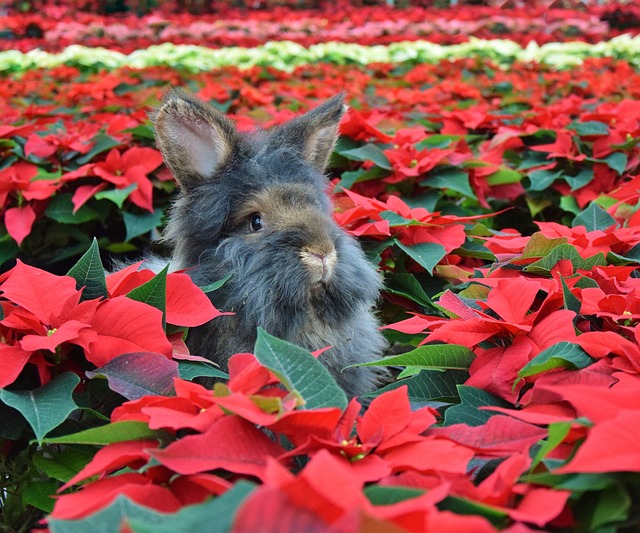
384;273;437;310
606;242;640;265
253;328;347;410
336;166;387;191
443;386;510;427
380;211;424;228
43;420;160;445
32;167;62;182
588;483;631;530
123;209;164;242
126;264;168;328
421;166;476;198
527;169;563;191
178;360;229;381
21;480;59;513
199;274;232;294
336;142;392;170
517;150;551;170
95;183;137;208
570;120;609;136
519;233;567;259
572;202;616;232
365;369;468;404
560;194;581;215
33;447;94;482
124;124;156;140
518;341;594;379
364;485;424;505
49;482;255;533
66;237;108;301
76;133;121;165
521;471;617;492
417;134;460;149
456;239;496;261
485;166;522;186
565;167;594;191
354;344;473;371
530;421;572;471
525;244;606;275
560;276;581;316
45;193;102;224
395;240;446;275
439;496;508;527
0;372;80;444
602;152;628;175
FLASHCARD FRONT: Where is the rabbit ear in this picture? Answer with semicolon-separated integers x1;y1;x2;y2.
150;88;239;189
270;93;347;172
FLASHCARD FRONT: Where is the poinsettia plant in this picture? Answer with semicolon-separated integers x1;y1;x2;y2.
0;240;227;528
2;3;635;54
4;55;640;273
3;11;640;530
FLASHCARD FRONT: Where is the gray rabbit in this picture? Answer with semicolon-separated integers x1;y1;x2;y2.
150;88;387;398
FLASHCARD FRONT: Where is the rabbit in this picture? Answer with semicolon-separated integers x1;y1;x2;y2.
150;88;388;398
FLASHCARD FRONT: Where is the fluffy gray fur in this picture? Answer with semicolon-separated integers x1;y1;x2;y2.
151;89;387;398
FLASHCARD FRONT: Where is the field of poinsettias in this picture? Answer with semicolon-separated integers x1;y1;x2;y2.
2;2;640;532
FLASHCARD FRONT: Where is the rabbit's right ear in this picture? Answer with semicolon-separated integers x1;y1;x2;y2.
150;88;239;190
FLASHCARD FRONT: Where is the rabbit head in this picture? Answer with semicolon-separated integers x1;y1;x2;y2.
151;89;387;397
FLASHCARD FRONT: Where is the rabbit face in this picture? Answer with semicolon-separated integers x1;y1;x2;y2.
231;184;339;286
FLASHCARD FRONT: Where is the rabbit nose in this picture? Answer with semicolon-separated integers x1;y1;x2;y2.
300;247;337;284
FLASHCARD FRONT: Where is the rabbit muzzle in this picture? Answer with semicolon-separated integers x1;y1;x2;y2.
300;246;337;285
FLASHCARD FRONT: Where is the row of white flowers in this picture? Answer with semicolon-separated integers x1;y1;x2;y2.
2;34;640;73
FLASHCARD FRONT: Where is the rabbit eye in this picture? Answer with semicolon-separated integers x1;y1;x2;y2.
249;213;263;232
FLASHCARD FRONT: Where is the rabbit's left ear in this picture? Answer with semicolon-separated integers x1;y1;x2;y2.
269;93;347;172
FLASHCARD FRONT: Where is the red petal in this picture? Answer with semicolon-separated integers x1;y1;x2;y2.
283;449;366;522
51;473;181;520
233;486;330;533
105;262;146;295
425;319;501;347
0;261;81;324
381;314;432;334
557;410;640;474
165;272;222;326
24;133;57;158
270;408;344;445
86;296;172;366
228;353;275;394
357;386;413;446
0;343;33;388
431;416;547;455
72;183;107;212
508;487;571;527
151;416;285;479
486;278;540;324
5;205;37;246
20;320;93;353
383;436;474;475
61;440;159;490
121;147;164;173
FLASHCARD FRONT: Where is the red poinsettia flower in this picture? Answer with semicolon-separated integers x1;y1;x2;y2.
0;261;98;386
93;147;164;211
0;261;178;386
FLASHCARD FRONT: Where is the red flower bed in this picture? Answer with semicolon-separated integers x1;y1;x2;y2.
1;4;637;53
3;58;640;270
2;53;640;531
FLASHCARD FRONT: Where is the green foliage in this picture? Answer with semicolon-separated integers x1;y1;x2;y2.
253;328;348;410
